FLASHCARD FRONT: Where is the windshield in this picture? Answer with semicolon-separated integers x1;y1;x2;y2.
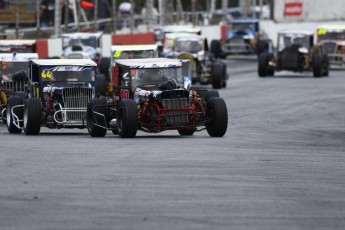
113;50;154;59
278;33;311;51
62;37;97;49
318;31;345;41
1;61;29;81
40;66;95;82
175;40;202;53
231;23;256;32
130;67;183;91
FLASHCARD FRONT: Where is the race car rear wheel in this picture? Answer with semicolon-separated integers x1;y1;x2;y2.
210;40;222;59
6;95;24;133
211;62;223;89
258;53;274;77
322;54;329;77
95;74;107;96
87;98;107;137
117;99;138;138
206;97;228;137
313;55;323;77
23;98;41;135
178;128;195;136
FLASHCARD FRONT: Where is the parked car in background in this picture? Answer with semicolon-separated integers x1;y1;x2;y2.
87;58;228;138
315;24;345;67
6;59;100;135
258;30;329;78
0;52;38;122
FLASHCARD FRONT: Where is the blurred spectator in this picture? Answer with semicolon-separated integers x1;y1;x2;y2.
95;0;111;30
0;0;8;10
40;0;55;27
61;0;74;25
40;0;74;27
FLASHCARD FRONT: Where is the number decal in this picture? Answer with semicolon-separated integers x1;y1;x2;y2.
318;28;327;35
114;50;122;58
41;70;52;79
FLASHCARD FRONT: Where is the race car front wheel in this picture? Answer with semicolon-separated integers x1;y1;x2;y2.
117;99;138;138
23;98;41;135
87;98;107;137
206;97;228;137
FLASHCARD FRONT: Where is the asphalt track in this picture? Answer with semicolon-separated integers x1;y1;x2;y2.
0;56;345;230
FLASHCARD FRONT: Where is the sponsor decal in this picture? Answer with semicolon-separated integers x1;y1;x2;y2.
284;0;303;17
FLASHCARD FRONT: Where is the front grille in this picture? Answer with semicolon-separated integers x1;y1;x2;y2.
1;81;26;92
322;41;337;54
62;87;93;122
224;37;248;53
281;47;300;69
160;90;191;127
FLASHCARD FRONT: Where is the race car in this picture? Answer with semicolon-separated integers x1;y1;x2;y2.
104;44;160;96
0;39;37;53
86;58;228;138
258;30;329;77
170;34;228;89
210;19;273;58
315;24;345;66
155;25;201;56
0;52;38;122
6;59;101;135
61;32;105;64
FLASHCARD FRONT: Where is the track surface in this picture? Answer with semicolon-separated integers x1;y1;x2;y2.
1;56;345;230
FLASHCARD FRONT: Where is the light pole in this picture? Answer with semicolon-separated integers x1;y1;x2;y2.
54;0;61;38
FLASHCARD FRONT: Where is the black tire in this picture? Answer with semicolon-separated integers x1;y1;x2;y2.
87;98;107;137
196;89;219;102
98;57;110;78
6;95;24;133
211;62;223;89
178;128;195;136
95;74;107;96
117;99;138;138
258;53;274;77
210;40;222;59
256;39;270;56
222;64;227;88
322;54;329;77
206;97;228;137
23;98;41;135
313;55;323;77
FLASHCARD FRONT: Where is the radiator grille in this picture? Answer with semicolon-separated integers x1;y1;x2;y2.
1;81;26;92
62;87;93;121
281;47;300;69
161;98;189;126
322;41;337;55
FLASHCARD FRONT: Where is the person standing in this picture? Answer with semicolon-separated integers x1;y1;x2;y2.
40;0;55;27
